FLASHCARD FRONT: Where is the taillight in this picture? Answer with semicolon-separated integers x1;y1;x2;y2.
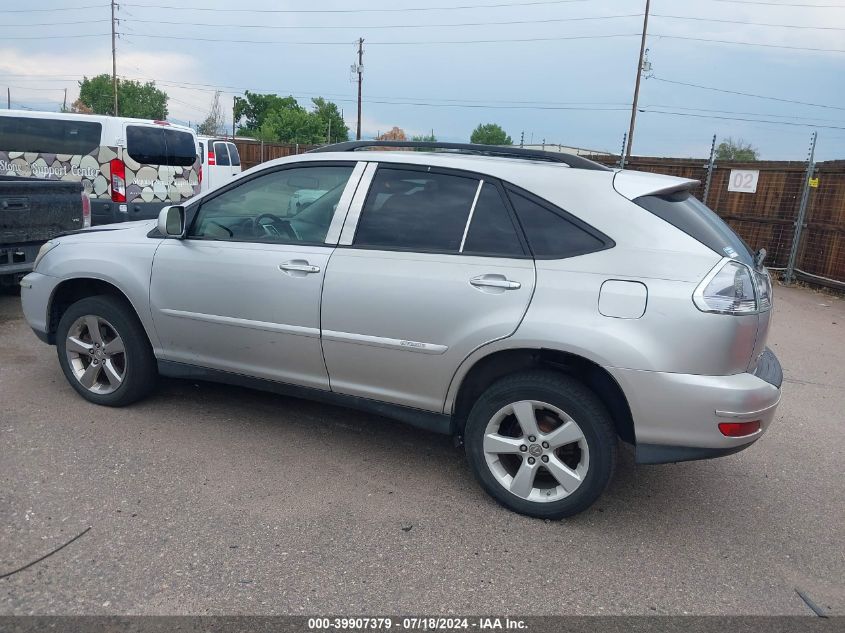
718;420;761;437
693;259;757;315
81;192;91;228
110;158;126;203
208;151;216;166
198;164;203;184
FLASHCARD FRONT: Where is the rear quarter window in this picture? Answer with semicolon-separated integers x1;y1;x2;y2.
0;116;101;155
507;189;611;259
126;126;196;167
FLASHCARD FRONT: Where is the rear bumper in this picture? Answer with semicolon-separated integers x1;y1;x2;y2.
0;243;40;278
608;348;783;464
91;199;173;225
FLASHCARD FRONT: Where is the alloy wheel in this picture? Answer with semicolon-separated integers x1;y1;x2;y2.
483;400;590;503
65;315;127;395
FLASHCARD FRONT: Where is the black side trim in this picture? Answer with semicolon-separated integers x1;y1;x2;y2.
157;360;452;435
753;347;783;388
635;440;758;465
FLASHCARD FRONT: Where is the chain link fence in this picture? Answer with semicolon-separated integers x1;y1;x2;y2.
588;138;845;291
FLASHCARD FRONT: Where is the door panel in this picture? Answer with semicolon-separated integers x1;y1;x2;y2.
321;250;535;411
151;241;332;388
321;165;535;412
150;161;363;390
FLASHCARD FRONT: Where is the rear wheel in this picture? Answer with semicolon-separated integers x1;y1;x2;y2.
464;371;616;519
56;295;157;406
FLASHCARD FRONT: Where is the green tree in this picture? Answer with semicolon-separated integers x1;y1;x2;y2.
716;137;759;161
412;132;437;142
234;92;298;133
77;74;168;119
235;92;349;144
312;97;349;143
258;106;325;144
470;123;512;145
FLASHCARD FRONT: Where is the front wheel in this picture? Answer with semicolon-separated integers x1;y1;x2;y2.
464;371;617;519
56;295;157;406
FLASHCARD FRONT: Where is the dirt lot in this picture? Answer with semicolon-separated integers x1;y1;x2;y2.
0;284;843;615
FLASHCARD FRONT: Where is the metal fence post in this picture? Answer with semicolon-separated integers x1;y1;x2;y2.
617;133;627;169
785;131;818;285
702;134;717;205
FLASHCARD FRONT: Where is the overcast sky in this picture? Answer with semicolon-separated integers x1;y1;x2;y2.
2;0;844;160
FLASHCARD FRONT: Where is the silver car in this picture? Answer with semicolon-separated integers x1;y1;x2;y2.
20;141;782;519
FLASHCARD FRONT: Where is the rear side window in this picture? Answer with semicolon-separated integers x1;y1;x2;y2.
634;190;754;265
213;141;231;166
508;191;607;259
126;126;196;166
0;116;101;155
354;168;478;252
462;183;525;257
227;142;241;166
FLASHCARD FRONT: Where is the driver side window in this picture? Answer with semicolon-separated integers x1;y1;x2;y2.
190;164;355;244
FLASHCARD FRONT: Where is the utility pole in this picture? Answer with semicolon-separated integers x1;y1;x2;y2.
356;38;364;141
63;88;67;112
702;134;717;205
232;96;238;139
111;0;118;115
625;0;650;162
7;87;10;110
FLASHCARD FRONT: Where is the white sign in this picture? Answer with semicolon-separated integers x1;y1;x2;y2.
728;169;760;193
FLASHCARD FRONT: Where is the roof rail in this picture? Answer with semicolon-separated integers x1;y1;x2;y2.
308;140;611;172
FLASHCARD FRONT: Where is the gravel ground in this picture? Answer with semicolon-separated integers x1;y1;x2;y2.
0;284;842;615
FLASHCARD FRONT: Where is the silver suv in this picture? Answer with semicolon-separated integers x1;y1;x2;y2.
20;141;782;519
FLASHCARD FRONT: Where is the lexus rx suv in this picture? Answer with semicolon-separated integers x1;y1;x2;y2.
20;141;782;519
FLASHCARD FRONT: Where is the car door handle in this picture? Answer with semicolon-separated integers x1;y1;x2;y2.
469;274;521;290
279;260;321;274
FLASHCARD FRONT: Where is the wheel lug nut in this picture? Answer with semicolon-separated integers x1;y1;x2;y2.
541;455;549;463
542;441;549;449
519;445;527;452
527;457;535;465
528;435;536;442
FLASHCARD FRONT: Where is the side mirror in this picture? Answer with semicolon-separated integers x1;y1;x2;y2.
158;205;185;238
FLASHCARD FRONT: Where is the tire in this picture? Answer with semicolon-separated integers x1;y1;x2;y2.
56;295;157;407
464;370;617;519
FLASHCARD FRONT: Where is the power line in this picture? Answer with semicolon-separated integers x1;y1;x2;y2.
0;4;106;11
0;19;110;27
123;0;589;13
651;76;845;111
120;32;643;45
652;12;845;30
0;33;109;40
652;33;845;53
709;0;845;6
640;108;845;130
126;13;643;31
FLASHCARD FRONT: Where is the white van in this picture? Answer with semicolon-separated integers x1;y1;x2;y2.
197;136;241;192
0;110;200;225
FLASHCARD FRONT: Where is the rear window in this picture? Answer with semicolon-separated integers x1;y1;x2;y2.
0;116;101;155
634;190;754;265
227;142;241;166
126;125;196;167
213;141;231;166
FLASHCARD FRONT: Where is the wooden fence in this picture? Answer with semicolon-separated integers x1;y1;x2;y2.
232;141;845;287
233;140;320;170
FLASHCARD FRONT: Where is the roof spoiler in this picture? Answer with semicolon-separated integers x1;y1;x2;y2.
613;170;700;200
